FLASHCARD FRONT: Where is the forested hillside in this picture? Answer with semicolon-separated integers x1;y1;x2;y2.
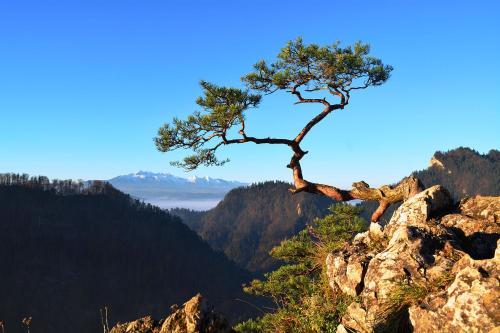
359;147;499;222
171;181;333;273
416;147;499;199
0;175;255;333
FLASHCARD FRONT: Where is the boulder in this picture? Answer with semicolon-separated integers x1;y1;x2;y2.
109;294;233;333
160;294;232;333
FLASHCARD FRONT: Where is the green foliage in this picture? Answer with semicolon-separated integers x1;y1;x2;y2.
385;282;429;312
155;80;261;170
235;204;368;333
243;37;392;93
155;38;392;171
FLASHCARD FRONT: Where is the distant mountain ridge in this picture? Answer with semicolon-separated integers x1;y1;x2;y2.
108;171;247;210
111;171;245;186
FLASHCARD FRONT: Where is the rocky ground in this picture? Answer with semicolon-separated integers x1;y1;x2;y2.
329;186;499;333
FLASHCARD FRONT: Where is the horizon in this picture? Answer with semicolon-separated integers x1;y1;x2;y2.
1;146;496;184
1;0;499;189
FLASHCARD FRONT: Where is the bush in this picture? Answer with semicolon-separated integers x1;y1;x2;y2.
234;204;368;333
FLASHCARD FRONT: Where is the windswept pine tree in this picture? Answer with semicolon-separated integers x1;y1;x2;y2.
156;38;421;222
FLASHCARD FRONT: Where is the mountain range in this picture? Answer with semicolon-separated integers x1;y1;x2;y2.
108;171;247;210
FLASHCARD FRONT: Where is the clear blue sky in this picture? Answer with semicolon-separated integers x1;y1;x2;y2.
1;0;499;187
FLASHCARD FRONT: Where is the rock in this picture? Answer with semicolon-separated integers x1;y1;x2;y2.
354;187;457;331
368;222;384;241
335;324;349;333
110;316;158;333
340;302;371;333
441;196;500;259
109;294;233;333
459;196;500;223
409;240;500;333
327;186;500;333
326;252;367;297
382;185;452;239
160;294;232;333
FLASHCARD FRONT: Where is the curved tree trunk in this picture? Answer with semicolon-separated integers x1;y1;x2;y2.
289;166;422;222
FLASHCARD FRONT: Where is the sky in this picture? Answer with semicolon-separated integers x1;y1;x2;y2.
0;0;499;188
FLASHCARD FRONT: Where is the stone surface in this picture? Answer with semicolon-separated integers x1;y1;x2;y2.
409;240;500;333
110;316;158;333
459;196;500;223
109;294;233;333
326;252;366;297
441;195;500;259
326;186;500;333
160;294;232;333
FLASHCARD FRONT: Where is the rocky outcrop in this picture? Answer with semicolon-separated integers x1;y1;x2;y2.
327;187;500;333
109;294;233;333
409;242;500;333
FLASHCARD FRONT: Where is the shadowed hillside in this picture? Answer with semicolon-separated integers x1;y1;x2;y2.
0;175;256;333
171;181;333;273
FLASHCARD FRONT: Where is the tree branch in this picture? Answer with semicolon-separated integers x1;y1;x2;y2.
289;166;421;221
290;84;330;107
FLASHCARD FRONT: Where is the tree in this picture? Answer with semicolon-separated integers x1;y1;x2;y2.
155;38;421;221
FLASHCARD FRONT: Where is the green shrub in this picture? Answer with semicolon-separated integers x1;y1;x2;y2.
235;204;368;333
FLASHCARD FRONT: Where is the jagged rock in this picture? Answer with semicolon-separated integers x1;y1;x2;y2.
328;186;500;333
441;196;500;259
326;252;366;297
459;196;500;223
109;316;159;333
409;240;500;333
109;294;233;333
160;294;232;333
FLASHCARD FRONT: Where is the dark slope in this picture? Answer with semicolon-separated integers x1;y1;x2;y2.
0;180;254;333
359;147;499;223
171;181;333;273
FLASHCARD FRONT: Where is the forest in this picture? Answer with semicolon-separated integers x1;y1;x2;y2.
0;177;257;333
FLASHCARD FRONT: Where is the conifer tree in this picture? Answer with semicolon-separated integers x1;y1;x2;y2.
156;38;421;221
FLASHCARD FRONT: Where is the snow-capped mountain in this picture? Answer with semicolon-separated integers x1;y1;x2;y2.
108;171;247;210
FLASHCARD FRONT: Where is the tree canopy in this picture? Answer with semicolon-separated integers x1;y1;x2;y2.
156;38;420;221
